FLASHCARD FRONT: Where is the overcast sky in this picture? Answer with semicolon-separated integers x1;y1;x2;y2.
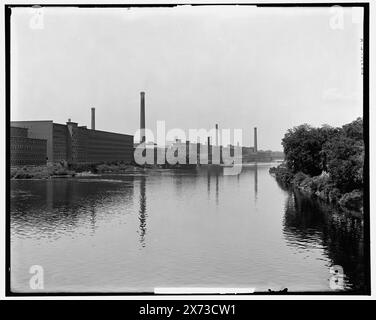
11;6;363;151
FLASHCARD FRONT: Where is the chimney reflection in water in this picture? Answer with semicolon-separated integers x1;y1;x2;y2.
207;171;211;199
254;163;258;202
215;173;219;206
138;176;147;247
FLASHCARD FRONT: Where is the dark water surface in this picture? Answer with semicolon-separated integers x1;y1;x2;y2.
10;163;365;292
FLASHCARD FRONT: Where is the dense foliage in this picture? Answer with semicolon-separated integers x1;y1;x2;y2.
282;124;339;176
322;118;364;193
272;118;364;212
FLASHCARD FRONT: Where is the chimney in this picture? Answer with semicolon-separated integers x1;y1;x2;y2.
140;91;145;143
207;136;211;164
91;107;95;130
215;124;219;146
254;127;258;152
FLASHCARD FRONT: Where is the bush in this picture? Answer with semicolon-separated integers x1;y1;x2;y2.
13;170;34;179
328;188;342;204
11;164;75;179
95;162;133;173
292;171;309;185
96;164;113;173
68;162;99;173
269;165;294;185
295;172;332;201
51;164;74;176
321;182;336;201
339;190;363;211
299;177;315;192
312;172;329;192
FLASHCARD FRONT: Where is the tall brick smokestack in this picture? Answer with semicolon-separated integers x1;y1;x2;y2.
254;127;258;152
140;92;146;143
91;107;95;130
215;124;219;146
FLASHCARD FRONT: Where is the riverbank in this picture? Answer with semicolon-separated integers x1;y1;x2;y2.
270;118;364;215
269;163;363;214
10;161;204;179
10;162;142;179
11;164;76;179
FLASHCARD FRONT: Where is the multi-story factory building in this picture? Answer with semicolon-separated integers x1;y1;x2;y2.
11;110;134;165
10;126;47;165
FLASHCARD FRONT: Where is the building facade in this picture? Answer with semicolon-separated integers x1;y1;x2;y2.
10;126;47;166
11;120;134;164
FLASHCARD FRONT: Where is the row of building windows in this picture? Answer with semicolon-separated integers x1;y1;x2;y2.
11;155;46;161
11;145;46;151
11;159;46;166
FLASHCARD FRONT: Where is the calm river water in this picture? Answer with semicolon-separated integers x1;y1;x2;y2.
10;163;365;293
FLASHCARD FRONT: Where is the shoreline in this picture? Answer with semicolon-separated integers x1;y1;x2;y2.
269;164;363;216
11;160;283;180
10;163;143;180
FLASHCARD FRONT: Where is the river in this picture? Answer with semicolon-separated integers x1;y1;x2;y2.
10;163;365;293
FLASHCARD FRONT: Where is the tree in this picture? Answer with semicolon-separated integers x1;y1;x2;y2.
322;118;364;193
282;124;338;176
281;118;364;192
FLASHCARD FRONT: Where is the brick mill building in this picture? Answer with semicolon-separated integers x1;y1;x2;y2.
11;108;134;166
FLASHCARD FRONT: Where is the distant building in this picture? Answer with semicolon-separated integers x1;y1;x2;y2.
271;151;285;160
242;146;273;163
11;120;134;164
10;126;47;166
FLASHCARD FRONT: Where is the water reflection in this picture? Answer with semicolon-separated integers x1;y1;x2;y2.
254;163;258;201
207;170;210;199
10;163;366;292
138;175;147;247
215;173;219;205
283;189;365;292
237;164;259;203
90;204;97;234
11;176;135;241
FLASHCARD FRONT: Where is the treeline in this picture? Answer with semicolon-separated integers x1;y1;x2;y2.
270;117;364;212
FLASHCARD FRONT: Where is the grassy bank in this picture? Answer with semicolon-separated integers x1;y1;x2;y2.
11;164;76;179
11;161;138;179
68;162;137;174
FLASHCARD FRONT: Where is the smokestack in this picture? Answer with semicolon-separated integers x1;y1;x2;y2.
91;107;95;130
254;127;258;152
215;124;219;146
208;136;212;164
140;91;145;143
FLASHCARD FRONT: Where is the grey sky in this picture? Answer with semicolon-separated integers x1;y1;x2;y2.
11;6;363;151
